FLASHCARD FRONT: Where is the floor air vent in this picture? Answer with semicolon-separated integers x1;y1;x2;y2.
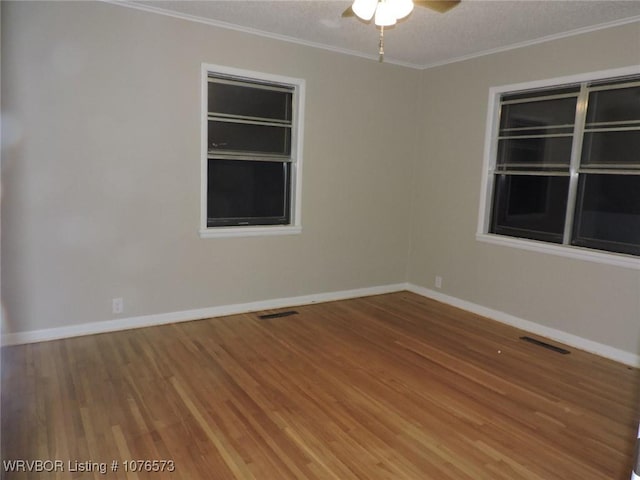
258;310;299;319
520;336;570;355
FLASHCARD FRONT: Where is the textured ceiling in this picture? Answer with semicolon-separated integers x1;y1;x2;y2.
126;1;640;68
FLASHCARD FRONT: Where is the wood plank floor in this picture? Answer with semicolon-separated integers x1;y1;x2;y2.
2;292;639;479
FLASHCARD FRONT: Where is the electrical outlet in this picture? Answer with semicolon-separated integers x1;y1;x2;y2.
112;297;124;314
435;276;443;289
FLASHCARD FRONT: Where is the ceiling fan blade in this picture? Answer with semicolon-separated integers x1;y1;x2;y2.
342;6;355;17
415;0;461;14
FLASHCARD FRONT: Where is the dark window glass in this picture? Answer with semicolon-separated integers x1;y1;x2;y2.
207;160;290;227
500;97;577;131
581;131;640;167
490;78;640;258
490;174;569;243
586;86;640;124
496;137;573;170
208;120;291;156
208;80;292;121
572;174;640;256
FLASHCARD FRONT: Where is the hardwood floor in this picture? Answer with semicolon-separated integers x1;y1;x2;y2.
2;292;639;479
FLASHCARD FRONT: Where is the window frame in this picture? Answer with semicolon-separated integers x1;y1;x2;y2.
199;63;305;239
477;65;640;270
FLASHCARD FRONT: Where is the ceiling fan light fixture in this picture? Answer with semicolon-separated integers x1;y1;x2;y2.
388;0;414;20
344;0;461;62
352;0;377;21
374;1;398;26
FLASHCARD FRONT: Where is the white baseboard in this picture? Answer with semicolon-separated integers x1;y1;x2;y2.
1;283;407;346
406;283;640;368
4;282;638;368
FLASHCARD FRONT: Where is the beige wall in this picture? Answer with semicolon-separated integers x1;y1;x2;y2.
2;1;640;358
1;1;417;333
409;22;640;354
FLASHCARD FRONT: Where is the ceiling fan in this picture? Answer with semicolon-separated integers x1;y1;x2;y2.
342;0;461;61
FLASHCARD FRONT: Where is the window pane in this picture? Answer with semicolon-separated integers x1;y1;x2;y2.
502;86;579;103
207;160;290;226
586;85;640;124
208;120;291;156
572;174;640;256
581;131;640;167
500;97;577;131
496;137;573;170
490;174;569;243
208;81;292;122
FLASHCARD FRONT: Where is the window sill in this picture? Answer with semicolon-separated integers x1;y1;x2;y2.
476;233;640;270
199;225;302;239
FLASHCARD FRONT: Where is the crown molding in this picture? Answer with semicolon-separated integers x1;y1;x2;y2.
104;1;640;71
102;0;423;69
417;14;640;70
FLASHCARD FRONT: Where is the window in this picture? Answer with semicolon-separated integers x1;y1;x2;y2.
200;65;304;238
479;68;640;265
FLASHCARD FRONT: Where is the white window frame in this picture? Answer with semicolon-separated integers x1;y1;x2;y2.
477;64;640;270
199;63;305;239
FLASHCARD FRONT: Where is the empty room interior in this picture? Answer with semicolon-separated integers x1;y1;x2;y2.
2;1;640;479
